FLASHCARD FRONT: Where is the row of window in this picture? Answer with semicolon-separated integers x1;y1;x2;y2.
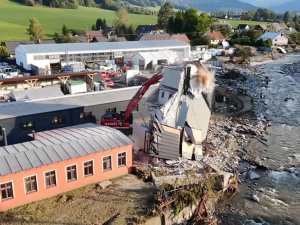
0;152;126;201
21;112;93;131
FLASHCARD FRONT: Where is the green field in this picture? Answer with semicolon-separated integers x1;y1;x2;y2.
0;0;157;41
222;19;271;28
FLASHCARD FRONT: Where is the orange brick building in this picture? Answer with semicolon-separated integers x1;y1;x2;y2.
0;123;133;211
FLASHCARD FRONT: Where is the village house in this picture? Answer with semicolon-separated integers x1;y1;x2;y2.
232;15;241;20
135;25;158;36
254;25;268;33
257;32;289;46
281;27;297;36
0;123;133;211
139;33;171;41
4;40;55;58
169;34;190;45
267;23;284;32
203;31;226;45
213;21;234;33
237;24;250;33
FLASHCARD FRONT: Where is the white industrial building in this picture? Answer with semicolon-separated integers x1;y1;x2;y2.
130;50;179;69
15;40;190;71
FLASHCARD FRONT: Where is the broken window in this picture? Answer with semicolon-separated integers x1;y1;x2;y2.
168;93;172;99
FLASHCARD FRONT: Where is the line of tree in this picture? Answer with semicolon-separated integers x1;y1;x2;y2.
157;3;212;38
229;31;272;47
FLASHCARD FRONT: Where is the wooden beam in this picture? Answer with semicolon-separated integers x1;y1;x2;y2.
86;73;97;80
24;79;38;88
57;76;70;83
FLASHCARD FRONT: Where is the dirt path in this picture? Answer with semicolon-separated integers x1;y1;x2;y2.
0;175;157;225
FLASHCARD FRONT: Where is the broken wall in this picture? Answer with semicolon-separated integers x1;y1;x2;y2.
132;122;149;151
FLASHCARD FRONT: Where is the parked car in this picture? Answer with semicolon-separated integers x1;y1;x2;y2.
103;78;115;87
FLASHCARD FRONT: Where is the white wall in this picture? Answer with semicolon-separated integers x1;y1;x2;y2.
161;67;181;89
15;47;29;70
158;89;173;105
131;54;145;68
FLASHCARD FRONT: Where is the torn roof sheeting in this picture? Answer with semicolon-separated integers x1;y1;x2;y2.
0;123;133;176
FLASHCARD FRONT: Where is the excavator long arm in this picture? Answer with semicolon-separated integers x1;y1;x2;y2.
123;72;163;122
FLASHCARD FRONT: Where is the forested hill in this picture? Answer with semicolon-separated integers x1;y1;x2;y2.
19;0;258;12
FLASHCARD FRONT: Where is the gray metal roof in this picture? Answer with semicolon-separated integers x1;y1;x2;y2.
0;123;133;176
17;40;188;54
10;87;64;101
0;84;158;120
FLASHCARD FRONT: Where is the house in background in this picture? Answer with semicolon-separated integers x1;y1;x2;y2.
232;15;241;20
237;24;250;33
221;15;228;19
203;31;226;45
253;17;264;22
5;40;55;58
257;32;289;46
281;27;297;36
255;25;268;33
170;34;190;45
267;23;283;32
213;21;234;33
0;123;133;211
135;25;158;36
139;33;171;41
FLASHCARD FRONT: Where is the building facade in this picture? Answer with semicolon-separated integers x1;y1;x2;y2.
15;40;190;71
0;123;133;211
0;85;158;146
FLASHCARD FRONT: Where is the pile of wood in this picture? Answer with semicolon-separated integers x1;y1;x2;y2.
132;163;152;182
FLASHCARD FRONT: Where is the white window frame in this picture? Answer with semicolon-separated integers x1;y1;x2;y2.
23;174;39;194
43;169;58;189
82;159;95;178
0;180;15;201
117;151;127;167
102;154;113;172
65;164;78;183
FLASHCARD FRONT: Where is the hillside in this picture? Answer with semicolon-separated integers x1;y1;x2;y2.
270;1;300;12
0;0;157;41
183;0;258;12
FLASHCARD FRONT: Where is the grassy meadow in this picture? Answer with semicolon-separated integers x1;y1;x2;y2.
222;19;271;28
0;0;157;41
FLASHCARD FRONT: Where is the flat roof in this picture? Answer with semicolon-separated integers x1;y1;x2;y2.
17;40;189;55
0;123;133;176
0;84;158;120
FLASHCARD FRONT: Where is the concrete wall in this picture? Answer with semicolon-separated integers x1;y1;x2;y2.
0;98;151;146
0;144;132;211
161;67;181;90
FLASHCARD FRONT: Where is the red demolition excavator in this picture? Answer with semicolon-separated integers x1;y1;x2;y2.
100;72;163;128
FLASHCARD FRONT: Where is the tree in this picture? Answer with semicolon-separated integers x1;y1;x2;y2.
27;18;45;41
270;11;276;21
293;14;299;23
0;46;9;59
96;18;103;30
114;8;129;28
157;2;174;30
212;24;231;38
283;11;290;23
150;1;157;7
53;33;78;43
62;24;69;35
295;22;300;32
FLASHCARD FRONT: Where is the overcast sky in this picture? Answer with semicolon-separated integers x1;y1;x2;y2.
240;0;293;7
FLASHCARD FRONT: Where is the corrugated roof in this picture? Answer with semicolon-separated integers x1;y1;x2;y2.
0;84;158;120
0;123;133;176
5;40;55;55
17;40;188;55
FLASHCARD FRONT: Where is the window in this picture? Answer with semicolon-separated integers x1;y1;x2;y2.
161;91;165;98
118;152;126;167
103;156;112;171
80;112;92;120
45;170;56;188
52;116;65;126
1;182;14;200
24;176;37;194
66;165;77;182
275;39;277;41
21;121;35;131
105;107;116;113
169;93;172;99
83;160;93;177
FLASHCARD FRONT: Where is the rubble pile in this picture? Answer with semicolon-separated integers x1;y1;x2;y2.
203;118;267;173
218;67;269;120
280;61;300;75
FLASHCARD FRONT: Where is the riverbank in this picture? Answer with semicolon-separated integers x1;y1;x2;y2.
214;52;300;225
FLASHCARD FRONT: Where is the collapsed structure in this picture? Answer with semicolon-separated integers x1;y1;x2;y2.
132;63;215;160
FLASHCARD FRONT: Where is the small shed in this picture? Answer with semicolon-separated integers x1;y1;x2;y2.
131;51;179;69
10;87;64;101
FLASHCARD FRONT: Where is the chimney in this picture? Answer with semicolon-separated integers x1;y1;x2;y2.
2;128;7;146
87;34;90;43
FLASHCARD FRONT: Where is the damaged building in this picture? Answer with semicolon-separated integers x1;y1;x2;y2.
132;63;214;161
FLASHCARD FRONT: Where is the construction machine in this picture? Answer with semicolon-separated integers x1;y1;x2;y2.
100;72;163;128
